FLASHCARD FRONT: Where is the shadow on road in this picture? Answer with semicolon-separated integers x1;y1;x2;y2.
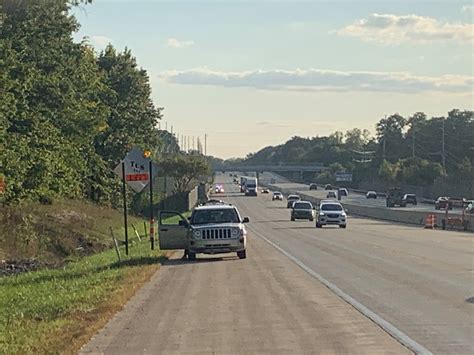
161;256;238;266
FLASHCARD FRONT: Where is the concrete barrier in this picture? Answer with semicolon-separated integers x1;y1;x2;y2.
266;184;473;232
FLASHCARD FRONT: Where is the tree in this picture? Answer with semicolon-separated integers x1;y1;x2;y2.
157;154;211;193
94;45;162;167
376;113;407;161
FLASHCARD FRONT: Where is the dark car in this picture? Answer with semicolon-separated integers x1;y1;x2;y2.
435;197;452;210
287;194;301;208
291;201;315;221
324;184;333;190
309;183;318;190
402;194;417;206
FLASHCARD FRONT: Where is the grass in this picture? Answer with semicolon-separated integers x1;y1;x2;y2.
0;201;192;354
0;235;168;354
0;199;152;263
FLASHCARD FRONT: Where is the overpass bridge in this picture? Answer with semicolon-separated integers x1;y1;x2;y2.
213;163;327;181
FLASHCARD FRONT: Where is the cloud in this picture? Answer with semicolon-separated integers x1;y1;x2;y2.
462;4;474;13
167;38;195;48
159;68;473;94
90;35;112;48
336;13;473;45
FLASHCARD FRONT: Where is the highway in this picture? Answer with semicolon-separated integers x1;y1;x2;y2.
82;174;473;354
256;173;464;215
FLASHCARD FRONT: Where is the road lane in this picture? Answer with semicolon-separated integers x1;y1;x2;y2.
81;176;411;355
258;176;465;215
224;178;473;354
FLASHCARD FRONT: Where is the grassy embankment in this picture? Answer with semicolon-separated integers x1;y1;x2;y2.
0;200;187;354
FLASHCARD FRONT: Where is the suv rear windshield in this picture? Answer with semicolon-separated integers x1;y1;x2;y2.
288;195;300;200
293;202;312;209
321;204;343;211
191;208;240;224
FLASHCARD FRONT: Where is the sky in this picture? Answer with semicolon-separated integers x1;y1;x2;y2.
73;0;474;159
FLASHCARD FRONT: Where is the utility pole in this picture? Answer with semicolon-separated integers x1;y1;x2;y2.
204;134;207;156
412;127;416;158
192;136;195;151
165;121;168;131
171;125;174;135
441;119;446;171
382;137;386;160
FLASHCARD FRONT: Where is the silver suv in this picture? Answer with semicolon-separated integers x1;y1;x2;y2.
158;204;249;260
316;201;347;228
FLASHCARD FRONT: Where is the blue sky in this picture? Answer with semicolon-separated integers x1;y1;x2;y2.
73;0;473;158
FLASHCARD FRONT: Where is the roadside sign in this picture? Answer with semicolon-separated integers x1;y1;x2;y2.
114;147;158;192
335;172;352;182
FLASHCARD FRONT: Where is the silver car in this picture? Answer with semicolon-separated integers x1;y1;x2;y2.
316;201;347;228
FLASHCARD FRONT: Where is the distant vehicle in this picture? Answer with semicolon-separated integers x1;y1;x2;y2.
203;199;225;205
366;191;377;199
324;184;333;190
435;197;451;210
309;183;318;190
339;188;348;197
272;191;283;201
271;178;276;184
326;191;337;199
386;187;404;207
466;201;473;214
240;176;247;192
158;204;249;260
402;194;417;206
291;201;315;221
214;184;224;193
245;177;258;196
287;194;301;208
261;188;270;194
316;201;347;228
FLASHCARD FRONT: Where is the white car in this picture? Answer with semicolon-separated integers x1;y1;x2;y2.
366;191;377;199
326;191;337;199
272;191;283;201
316;201;347;228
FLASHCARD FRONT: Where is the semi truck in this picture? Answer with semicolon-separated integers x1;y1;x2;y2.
245;177;258;196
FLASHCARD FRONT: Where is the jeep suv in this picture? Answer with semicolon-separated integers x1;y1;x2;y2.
158;204;249;261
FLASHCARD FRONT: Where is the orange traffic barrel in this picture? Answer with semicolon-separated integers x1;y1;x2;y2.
424;214;436;229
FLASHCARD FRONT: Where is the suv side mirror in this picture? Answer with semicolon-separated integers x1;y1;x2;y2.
178;220;188;227
242;217;250;223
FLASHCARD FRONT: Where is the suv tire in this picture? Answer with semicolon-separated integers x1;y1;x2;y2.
316;223;322;228
188;252;196;261
237;250;246;259
291;217;295;221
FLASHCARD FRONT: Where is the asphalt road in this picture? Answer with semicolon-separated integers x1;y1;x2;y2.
224;176;473;354
81;177;416;355
82;174;473;355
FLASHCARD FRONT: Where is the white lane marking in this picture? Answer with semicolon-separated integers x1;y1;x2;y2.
250;227;432;355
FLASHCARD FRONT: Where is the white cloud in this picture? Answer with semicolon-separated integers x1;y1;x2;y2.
462;4;474;13
90;35;112;48
159;68;473;94
167;38;195;48
336;13;473;45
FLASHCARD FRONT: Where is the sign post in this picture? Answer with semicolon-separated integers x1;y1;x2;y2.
121;162;129;255
148;157;154;250
114;147;159;253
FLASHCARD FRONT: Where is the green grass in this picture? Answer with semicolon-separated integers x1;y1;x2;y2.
0;222;166;354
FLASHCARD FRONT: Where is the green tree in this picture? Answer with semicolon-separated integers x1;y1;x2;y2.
157;154;211;193
94;45;162;167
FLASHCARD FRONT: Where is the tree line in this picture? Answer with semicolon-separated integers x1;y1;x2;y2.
238;110;473;187
0;0;210;206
